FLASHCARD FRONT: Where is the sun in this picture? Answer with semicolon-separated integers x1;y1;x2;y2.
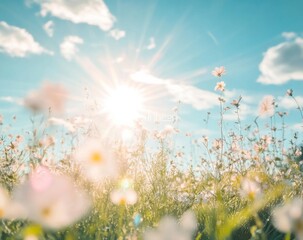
103;85;144;126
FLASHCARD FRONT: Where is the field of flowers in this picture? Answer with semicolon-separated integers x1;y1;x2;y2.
0;68;303;240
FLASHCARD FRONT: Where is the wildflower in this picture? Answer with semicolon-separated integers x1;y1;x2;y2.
201;135;208;144
143;210;197;240
15;135;23;144
179;210;198;233
231;97;242;108
73;139;118;182
212;139;222;150
13;166;91;229
24;82;67;114
38;136;55;148
0;187;13;218
240;178;262;200
261;135;272;145
295;149;302;157
286;89;293;97
272;198;303;240
258;95;275;118
212;66;226;77
231;142;240;152
158;125;178;139
278;111;287;117
110;189;138;205
215;81;226;92
0;115;3;125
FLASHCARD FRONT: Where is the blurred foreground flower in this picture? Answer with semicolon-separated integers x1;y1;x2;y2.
13;166;91;229
110;188;138;205
240;178;262;200
258;95;275;118
24;82;67;114
74;139;118;182
212;66;226;77
0;186;25;219
144;210;197;240
38;136;55;148
272;198;303;240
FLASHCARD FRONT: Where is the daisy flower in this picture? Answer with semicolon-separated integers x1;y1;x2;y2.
110;188;138;205
13;166;91;229
214;81;226;92
73;139;118;182
239;178;262;200
258;95;275;118
212;66;226;77
272;198;303;240
0;186;25;219
144;210;197;240
24;82;68;114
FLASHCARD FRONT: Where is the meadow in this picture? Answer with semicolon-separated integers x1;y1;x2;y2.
0;68;303;240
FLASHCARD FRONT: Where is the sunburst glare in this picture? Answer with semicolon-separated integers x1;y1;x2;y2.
103;85;144;126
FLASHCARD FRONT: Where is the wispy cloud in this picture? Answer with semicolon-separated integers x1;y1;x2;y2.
130;70;220;110
60;36;83;60
282;32;297;40
130;70;165;85
30;0;115;31
257;36;303;85
166;83;220;110
207;31;219;45
290;123;303;132
0;96;24;105
0;21;52;57
109;29;126;40
224;102;254;121
43;20;54;37
48;117;75;132
278;95;303;109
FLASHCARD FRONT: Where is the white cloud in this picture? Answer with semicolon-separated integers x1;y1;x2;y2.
48;117;75;132
166;83;220;110
147;37;156;50
224;102;253;121
257;37;303;84
0;96;23;105
60;35;83;60
31;0;115;31
130;69;166;85
43;20;54;37
0;21;52;57
282;32;297;40
291;123;303;132
130;70;220;110
109;29;125;40
278;95;303;109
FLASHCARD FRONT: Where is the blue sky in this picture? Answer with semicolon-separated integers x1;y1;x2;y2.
0;0;303;142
